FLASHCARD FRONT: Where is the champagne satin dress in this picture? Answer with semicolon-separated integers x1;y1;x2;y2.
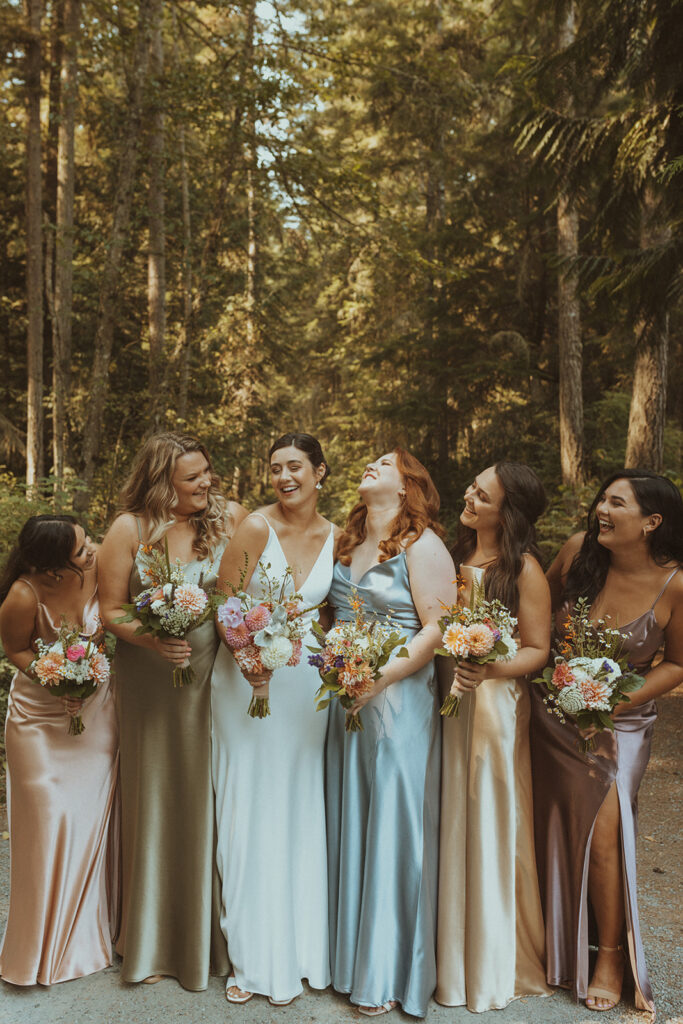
0;579;119;986
114;531;229;990
436;565;550;1012
326;553;441;1018
529;570;679;1015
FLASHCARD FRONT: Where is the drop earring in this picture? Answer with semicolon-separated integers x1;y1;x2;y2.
316;482;322;490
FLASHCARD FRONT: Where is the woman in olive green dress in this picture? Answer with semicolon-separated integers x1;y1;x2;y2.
99;432;246;990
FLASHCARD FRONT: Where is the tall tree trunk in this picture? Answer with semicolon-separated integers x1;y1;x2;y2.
51;0;79;492
177;121;192;421
556;1;584;487
80;0;153;491
147;0;165;425
625;183;669;470
25;0;44;489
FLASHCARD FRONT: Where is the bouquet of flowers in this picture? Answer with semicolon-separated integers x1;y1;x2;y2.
31;622;110;735
116;540;222;687
534;597;645;753
436;578;517;717
308;590;408;732
217;561;310;718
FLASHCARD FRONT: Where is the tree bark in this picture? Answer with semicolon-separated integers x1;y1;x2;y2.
625;183;669;471
556;1;584;487
177;120;192;421
147;0;166;424
80;0;153;490
51;0;79;492
24;0;44;489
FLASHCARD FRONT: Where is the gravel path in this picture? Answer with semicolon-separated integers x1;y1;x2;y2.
1;689;680;1024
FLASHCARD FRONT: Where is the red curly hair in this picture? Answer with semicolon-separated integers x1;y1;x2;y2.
336;448;444;566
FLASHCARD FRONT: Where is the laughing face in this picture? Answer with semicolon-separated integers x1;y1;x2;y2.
270;445;325;507
172;451;212;516
460;466;504;534
358;452;405;505
595;478;661;549
70;524;96;571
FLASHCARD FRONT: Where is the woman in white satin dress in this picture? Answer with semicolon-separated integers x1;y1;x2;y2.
211;432;339;1007
436;462;552;1012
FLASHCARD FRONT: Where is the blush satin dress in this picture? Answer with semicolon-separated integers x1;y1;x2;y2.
530;569;679;1015
325;552;441;1018
436;564;550;1011
0;579;119;986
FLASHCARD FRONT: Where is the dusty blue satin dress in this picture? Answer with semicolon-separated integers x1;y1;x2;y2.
325;553;441;1018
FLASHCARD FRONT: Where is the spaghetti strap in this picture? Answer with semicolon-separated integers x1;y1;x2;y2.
651;567;680;609
249;511;273;532
134;516;143;542
17;576;39;599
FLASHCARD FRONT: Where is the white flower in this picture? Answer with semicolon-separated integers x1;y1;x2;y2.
591;657;621;685
498;633;517;662
557;685;585;714
162;583;174;600
151;599;166;613
260;635;294;670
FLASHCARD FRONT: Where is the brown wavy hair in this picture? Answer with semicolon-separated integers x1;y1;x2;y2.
118;432;233;560
336;448;444;565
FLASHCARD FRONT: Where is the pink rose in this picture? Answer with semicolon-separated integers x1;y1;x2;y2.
66;644;87;662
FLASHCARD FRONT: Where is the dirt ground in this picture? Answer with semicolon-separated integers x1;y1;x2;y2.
1;689;681;1024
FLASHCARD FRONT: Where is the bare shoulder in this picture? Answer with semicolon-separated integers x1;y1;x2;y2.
226;500;248;530
520;552;547;582
560;531;585;563
104;512;140;543
407;527;450;559
3;577;39;615
234;510;271;543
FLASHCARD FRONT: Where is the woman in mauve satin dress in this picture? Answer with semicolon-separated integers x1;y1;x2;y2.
0;515;119;985
435;463;551;1012
531;469;683;1015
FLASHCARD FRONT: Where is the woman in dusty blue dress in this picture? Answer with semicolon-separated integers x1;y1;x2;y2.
325;448;458;1018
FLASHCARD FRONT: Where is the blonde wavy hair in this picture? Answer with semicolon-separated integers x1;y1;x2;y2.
118;432;233;560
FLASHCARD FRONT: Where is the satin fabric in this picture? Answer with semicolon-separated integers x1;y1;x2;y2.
325;553;441;1018
211;517;333;1001
530;576;675;1015
0;584;119;986
115;538;229;990
436;565;549;1011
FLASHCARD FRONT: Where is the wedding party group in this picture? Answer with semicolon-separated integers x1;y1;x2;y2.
1;430;682;1019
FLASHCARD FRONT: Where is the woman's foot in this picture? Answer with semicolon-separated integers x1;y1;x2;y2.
225;977;253;1004
586;945;624;1011
358;1001;398;1017
142;975;164;984
268;995;296;1006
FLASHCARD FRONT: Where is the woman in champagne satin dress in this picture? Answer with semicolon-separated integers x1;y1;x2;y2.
99;433;245;991
0;515;119;986
531;470;683;1015
436;463;551;1012
326;448;458;1018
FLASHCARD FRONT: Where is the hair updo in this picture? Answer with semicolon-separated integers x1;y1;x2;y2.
269;433;330;483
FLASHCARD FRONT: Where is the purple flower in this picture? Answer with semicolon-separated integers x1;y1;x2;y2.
308;654;324;668
334;655;345;668
218;596;244;629
136;594;152;609
492;628;502;641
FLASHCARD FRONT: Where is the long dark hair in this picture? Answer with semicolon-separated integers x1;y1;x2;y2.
0;515;83;604
269;432;330;483
451;462;547;615
564;469;683;604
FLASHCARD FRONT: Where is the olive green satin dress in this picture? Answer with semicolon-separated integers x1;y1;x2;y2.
114;539;229;990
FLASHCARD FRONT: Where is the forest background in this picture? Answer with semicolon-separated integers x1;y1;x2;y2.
0;0;682;740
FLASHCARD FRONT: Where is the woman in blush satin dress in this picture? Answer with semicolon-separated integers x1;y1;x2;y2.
531;470;683;1015
0;515;119;986
99;433;245;991
212;433;337;1007
435;463;552;1012
326;448;458;1019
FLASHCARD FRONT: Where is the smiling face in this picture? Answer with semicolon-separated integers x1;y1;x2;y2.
358;452;405;506
461;466;504;534
270;444;325;507
595;478;662;550
70;524;96;571
171;451;212;516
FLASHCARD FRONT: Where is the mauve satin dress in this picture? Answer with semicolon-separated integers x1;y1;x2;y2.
0;580;119;986
436;565;550;1011
530;570;679;1015
114;533;229;990
325;553;441;1018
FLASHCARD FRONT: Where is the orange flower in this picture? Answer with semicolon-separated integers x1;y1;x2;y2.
442;623;470;658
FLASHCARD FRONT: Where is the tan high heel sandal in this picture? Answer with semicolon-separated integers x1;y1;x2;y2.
585;944;624;1012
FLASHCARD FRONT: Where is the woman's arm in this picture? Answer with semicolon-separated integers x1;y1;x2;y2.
351;530;458;709
0;581;39;675
98;514;190;664
546;531;584;611
452;555;551;693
